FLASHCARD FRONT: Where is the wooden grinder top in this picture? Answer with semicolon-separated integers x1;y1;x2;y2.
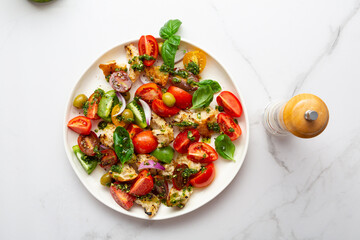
283;93;329;138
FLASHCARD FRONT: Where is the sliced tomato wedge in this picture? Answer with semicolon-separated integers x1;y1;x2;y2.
84;91;102;120
190;163;216;188
217;113;242;141
173;129;200;154
129;170;154;196
187;142;218;163
216;91;242;118
110;182;136;210
77;131;100;156
126;123;143;139
167;86;192;109
67;116;92;135
100;149;118;171
151;99;180;117
138;35;158;66
135;83;162;105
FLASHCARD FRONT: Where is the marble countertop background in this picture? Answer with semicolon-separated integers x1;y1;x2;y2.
1;0;360;239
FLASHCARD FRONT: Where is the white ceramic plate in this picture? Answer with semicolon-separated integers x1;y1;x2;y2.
63;38;249;220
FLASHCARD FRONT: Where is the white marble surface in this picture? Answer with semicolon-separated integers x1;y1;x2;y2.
1;0;360;239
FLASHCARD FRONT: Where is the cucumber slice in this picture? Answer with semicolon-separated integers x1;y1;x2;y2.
127;101;147;128
98;90;119;122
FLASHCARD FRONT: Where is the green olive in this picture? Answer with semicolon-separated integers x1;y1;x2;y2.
121;109;134;123
73;94;88;109
100;172;112;186
162;92;176;107
122;92;131;102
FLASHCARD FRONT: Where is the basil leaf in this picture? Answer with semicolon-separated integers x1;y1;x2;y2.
167;35;181;46
161;35;181;69
159;19;182;39
215;134;235;161
113;126;134;165
191;85;214;109
198;80;222;93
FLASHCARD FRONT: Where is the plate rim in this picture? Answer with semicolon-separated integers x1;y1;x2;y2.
63;38;250;220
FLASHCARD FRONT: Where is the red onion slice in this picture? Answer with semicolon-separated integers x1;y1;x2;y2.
138;98;152;126
140;73;151;85
138;159;165;171
100;144;109;150
112;92;126;117
174;46;187;64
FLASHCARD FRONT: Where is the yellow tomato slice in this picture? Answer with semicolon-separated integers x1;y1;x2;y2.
111;104;126;127
183;50;207;73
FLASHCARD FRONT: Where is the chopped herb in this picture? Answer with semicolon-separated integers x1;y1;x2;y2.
197;113;201;119
215;105;224;112
98;121;108;130
174;121;198;128
207;122;220;132
174;69;188;78
114;183;130;193
93;145;103;159
234;118;239;124
181;168;198;178
200;166;206;173
160;64;174;73
229;127;235;132
203;153;206;158
115;68;120;71
187;131;195;141
172;77;181;83
82;101;89;115
131;62;144;72
110;165;122;173
185;61;200;75
139;54;156;61
105;74;111;82
206;108;211;113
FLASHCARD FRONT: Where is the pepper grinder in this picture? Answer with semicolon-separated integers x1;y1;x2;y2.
263;93;329;138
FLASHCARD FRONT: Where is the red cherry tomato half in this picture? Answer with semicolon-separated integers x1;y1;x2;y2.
135;83;162;105
173;129;200;154
77;131;100;156
167;86;193;109
129;170;154;196
152;175;169;200
216;91;243;118
172;164;191;190
138;35;158;66
84;92;102;120
190;163;216;188
132;130;158;154
67;116;92;135
100;149;118;171
109;71;132;93
126;123;143;139
187;142;218;163
217;113;242;141
151;99;180;117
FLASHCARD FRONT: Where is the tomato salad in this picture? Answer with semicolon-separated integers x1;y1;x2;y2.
67;19;244;218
